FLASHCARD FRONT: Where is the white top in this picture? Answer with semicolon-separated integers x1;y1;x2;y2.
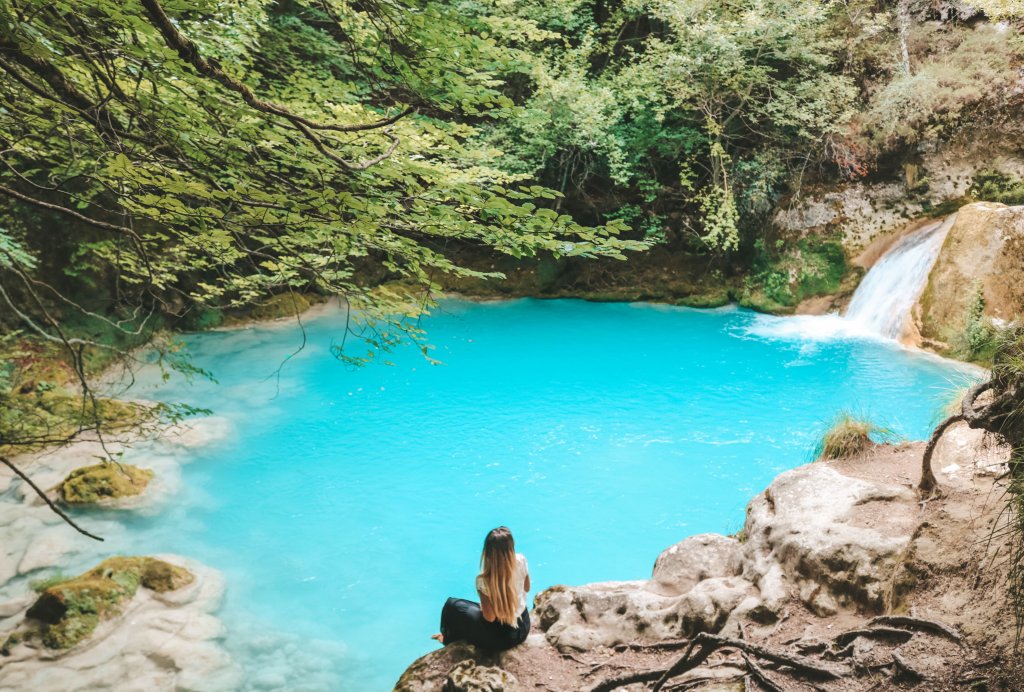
476;553;529;616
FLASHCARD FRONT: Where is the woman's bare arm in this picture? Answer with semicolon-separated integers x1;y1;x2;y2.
479;591;496;622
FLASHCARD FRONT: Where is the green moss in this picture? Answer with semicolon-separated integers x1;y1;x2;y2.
61;463;154;504
743;236;849;312
676;288;732;308
1;631;23;656
969;170;1024;206
738;290;795;315
791;239;847;301
26;557;193;650
922;196;969;218
247;293;313;321
182;307;224;331
30;572;69;593
0;387;152;457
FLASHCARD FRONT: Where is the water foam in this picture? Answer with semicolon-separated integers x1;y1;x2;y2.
744;313;883;343
845;217;954;339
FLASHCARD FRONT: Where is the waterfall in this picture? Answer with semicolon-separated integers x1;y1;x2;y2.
844;216;954;339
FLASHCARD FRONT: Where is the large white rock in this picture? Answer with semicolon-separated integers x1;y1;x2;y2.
534;575;758;652
652;533;743;595
444;659;519;692
932;420;1011;480
741;463;918;616
919;202;1024;345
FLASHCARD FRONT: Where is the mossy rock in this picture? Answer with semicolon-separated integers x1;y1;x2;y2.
61;463;154;505
26;557;193;649
738;290;795;315
677;289;732;308
247;293;313;321
1;630;24;655
0;392;151;457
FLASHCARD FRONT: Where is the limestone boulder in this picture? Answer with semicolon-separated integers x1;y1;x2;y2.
535;575;758;652
394;643;480;692
741;464;919;616
931;420;1011;481
651;534;743;595
919;202;1024;345
443;660;518;692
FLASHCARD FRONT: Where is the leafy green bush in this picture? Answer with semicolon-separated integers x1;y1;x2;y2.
956;282;998;363
744;237;848;309
970;170;1024;206
856;24;1021;157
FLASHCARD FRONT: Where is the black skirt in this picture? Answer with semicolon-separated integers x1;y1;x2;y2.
439;596;530;652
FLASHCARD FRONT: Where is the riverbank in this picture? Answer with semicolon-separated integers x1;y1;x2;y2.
396;426;1022;691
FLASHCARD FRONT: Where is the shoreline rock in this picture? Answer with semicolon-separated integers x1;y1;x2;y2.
60;463;154;506
393;435;1016;690
0;555;241;692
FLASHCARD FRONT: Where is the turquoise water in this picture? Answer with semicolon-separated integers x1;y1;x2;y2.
114;299;974;689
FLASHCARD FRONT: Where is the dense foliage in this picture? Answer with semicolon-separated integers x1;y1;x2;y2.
0;0;643;358
0;0;1022;450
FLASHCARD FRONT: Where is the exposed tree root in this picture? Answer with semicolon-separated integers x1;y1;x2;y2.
741;652;784;692
637;632;848;692
587;667;666;692
587;613;969;692
867;615;965;645
891;650;925;681
834;626;914;647
613;639;691;652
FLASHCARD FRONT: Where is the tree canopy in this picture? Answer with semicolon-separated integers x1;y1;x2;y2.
0;0;642;362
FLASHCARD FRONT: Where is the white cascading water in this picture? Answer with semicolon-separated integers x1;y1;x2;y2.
844;215;955;340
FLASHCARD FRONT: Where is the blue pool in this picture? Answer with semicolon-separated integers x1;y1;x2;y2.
111;299;974;689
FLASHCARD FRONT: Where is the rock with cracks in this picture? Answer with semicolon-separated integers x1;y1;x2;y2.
740;463;918;616
651;534;744;596
443;659;519;691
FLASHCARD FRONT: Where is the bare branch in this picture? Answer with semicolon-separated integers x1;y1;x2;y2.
0;455;103;541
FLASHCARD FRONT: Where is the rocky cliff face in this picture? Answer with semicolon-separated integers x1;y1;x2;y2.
916;202;1024;350
775;143;1024;255
533;462;924;655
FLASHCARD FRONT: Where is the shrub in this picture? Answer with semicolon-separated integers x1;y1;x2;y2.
856;24;1020;157
744;237;848;309
814;412;897;460
970;170;1024;206
957;281;998;363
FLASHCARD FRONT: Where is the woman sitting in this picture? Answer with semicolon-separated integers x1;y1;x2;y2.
432;526;531;651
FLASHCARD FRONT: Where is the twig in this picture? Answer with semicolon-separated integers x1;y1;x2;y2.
0;455;103;541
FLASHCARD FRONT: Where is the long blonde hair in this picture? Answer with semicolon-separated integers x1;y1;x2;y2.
481;526;519;626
